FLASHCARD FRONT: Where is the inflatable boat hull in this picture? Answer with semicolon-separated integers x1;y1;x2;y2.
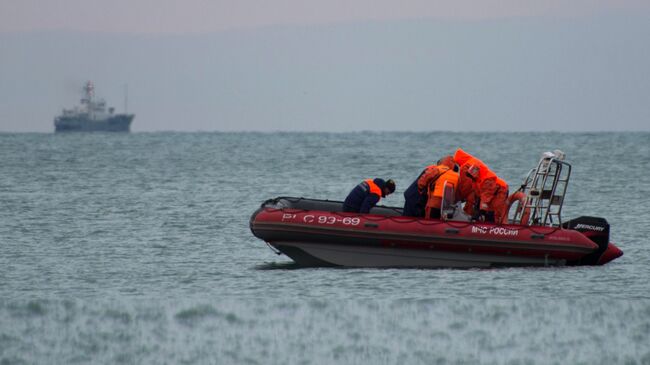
250;197;623;268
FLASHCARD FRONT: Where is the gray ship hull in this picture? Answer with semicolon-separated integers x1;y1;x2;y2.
54;114;134;132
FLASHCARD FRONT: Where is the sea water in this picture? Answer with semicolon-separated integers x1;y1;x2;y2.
1;132;649;364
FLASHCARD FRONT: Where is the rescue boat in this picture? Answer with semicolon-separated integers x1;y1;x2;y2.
249;151;623;268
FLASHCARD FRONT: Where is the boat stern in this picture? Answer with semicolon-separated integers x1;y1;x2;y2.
597;242;623;265
562;216;623;265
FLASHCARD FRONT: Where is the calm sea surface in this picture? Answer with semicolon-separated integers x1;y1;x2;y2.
1;132;649;364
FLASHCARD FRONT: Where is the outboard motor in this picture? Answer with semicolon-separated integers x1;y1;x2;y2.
562;216;610;265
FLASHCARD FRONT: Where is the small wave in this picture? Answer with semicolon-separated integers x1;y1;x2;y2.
254;261;303;270
7;300;47;317
174;305;244;326
0;356;28;365
103;309;132;324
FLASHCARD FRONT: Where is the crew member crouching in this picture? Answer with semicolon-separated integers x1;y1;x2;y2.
421;156;459;219
454;148;509;223
343;178;396;214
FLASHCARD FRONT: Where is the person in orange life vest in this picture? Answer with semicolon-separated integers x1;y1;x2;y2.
417;156;459;219
343;178;396;214
453;148;485;217
402;156;456;217
454;148;509;223
463;163;510;223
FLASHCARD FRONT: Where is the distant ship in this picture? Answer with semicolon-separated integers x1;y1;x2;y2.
54;81;134;132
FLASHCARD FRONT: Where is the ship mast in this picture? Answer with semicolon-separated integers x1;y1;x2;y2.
83;81;95;120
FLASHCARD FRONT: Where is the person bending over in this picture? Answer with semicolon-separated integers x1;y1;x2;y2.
343;178;396;214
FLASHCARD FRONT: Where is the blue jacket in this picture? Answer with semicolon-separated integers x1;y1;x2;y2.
343;178;387;214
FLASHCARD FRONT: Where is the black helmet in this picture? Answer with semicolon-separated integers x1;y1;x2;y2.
385;179;396;194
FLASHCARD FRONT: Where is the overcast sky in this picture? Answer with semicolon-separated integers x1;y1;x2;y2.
3;0;649;33
1;0;649;132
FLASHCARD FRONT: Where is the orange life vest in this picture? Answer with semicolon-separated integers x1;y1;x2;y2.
431;166;459;198
364;179;383;198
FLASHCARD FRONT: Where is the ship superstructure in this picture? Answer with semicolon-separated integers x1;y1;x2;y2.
54;81;134;132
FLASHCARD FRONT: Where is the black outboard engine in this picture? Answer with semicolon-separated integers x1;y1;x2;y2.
562;216;610;265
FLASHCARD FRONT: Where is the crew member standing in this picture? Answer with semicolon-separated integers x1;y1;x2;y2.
343;178;396;214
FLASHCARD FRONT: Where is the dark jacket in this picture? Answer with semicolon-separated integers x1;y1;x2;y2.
343;178;387;214
402;170;428;217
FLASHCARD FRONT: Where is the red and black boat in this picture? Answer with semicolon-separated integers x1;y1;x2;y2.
249;151;623;268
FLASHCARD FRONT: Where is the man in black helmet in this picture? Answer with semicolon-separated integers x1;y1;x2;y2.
343;178;396;214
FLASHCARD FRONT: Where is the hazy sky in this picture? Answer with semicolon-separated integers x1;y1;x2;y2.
1;0;649;132
2;0;649;33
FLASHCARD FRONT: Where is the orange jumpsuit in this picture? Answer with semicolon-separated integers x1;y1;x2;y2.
453;148;509;223
457;163;478;216
492;177;509;224
477;176;509;224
